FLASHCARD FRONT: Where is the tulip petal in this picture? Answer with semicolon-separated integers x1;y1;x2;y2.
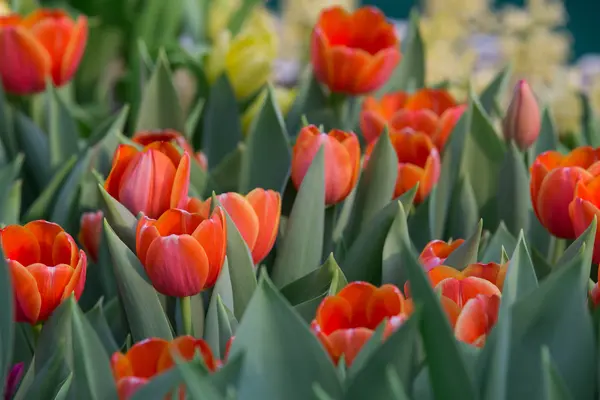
324;328;373;366
455;295;500;346
144;235;209;297
428;265;464;286
435;105;466;150
117;377;148;400
135;217;160;266
24;220;64;266
360;109;388;144
9;260;41;324
1;225;40;266
52;231;78;267
191;207;227;287
390;109;439;138
245;189;281;264
336;281;377;328
463;262;501;284
441;296;461;329
27;263;73;321
0;25;50;94
404;89;457;115
170;152;191;209
61;250;87;301
157;336;217;373
218;192;259;251
118;338;169;378
153;208;205;236
105;145;140;199
315;296;353;335
365;284;405;329
59;15;87;86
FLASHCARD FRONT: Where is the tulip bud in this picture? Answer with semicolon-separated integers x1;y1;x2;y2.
4;362;24;400
502;80;541;151
79;210;103;263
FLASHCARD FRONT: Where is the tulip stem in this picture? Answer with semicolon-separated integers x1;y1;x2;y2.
32;323;42;345
180;296;193;337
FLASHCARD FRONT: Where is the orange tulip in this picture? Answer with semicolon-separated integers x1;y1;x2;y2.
569;173;600;264
365;130;440;204
454;294;500;347
530;147;600;238
135;207;226;297
0;10;87;94
310;6;400;95
1;220;87;324
186;188;280;265
311;281;410;366
105;143;191;219
79;210;103;263
360;89;464;147
111;336;218;400
419;239;465;271
132;130;205;167
291;125;360;205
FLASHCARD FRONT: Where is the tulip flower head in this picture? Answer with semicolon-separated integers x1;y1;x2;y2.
186;189;281;265
360;89;465;147
312;282;410;366
569;172;600;263
1;220;87;324
291;125;360;205
365;130;441;204
502;80;541;151
78;210;103;263
111;336;218;399
0;9;88;94
311;6;400;95
530;147;600;238
419;239;465;271
104;142;191;219
136;207;227;297
454;294;500;347
132;130;205;166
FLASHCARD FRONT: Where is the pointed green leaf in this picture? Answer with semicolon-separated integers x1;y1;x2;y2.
447;175;479;240
480;222;518;263
0;83;17;159
376;10;424;94
382;200;411;287
103;220;173;341
136;0;183;52
272;147;325;287
444;219;483;270
527;209;555;261
498;142;530;236
228;0;262;36
541;347;573;400
555;218;597;288
229;271;342;400
24;351;69;400
97;184;138;250
189;155;208;197
286;69;328;136
479;64;512;116
14;111;51;188
408;194;432;250
401;213;477;400
0;154;23;223
48;84;80;169
185;97;205;141
239;85;292;193
85;301;119;354
532;107;558;159
204;144;245;195
580;93;600;147
205;295;237;359
203;74;243;169
129;366;183;400
204;258;236;357
135;52;186;133
344;130;398;246
87;105;129;175
176;358;225;400
503;234;539;306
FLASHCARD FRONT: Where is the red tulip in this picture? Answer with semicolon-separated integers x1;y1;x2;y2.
365;130;440;204
1;220;87;324
311;281;410;366
186;189;281;264
502;80;541;151
136;207;226;297
454;294;500;347
530;147;600;238
311;6;400;95
569;173;600;263
291;125;360;205
132;130;205;167
360;89;464;147
111;336;218;400
419;239;465;271
105;142;190;219
0;10;87;94
79;210;103;263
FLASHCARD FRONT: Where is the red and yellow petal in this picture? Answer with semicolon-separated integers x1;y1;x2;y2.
218;192;259;251
404;89;457;115
61;250;87;301
365;284;405;328
113;338;169;379
323;327;373;366
454;294;500;346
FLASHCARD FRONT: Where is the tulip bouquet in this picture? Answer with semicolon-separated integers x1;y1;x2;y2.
0;1;599;399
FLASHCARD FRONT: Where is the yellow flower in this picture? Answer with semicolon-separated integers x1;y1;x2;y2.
0;0;11;15
241;86;297;134
205;8;278;100
207;0;240;41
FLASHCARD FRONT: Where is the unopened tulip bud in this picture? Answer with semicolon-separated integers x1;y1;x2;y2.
502;80;541;151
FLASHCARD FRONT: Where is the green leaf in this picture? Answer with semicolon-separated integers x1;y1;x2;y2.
480;222;518;263
229;271;342;400
203;74;243;169
527;209;555;261
580;93;600;147
85;300;119;354
47;84;80;170
503;233;539;305
228;0;262;36
0;83;17;159
444;219;483;270
343;189;418;284
176;358;226;400
23;155;77;222
24;352;70;400
0;154;23;221
129;366;183;400
343;130;398;246
408;195;432;250
344;311;421;399
136;0;183;53
285;69;328;136
185;97;205;141
498;142;530;236
190;154;209;197
272;147;325;287
541;347;573;400
532;107;558;159
103;220;173;341
205;295;237;359
381;199;412;288
135;51;186;133
447;175;479;240
478;64;512;116
14;111;52;188
87;105;130;175
376;10;424;94
555;218;597;288
0;247;13;388
401;209;477;400
217;199;258;320
204;144;245;195
239;85;292;193
97;184;138;250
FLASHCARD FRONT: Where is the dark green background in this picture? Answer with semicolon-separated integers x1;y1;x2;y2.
268;0;600;60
